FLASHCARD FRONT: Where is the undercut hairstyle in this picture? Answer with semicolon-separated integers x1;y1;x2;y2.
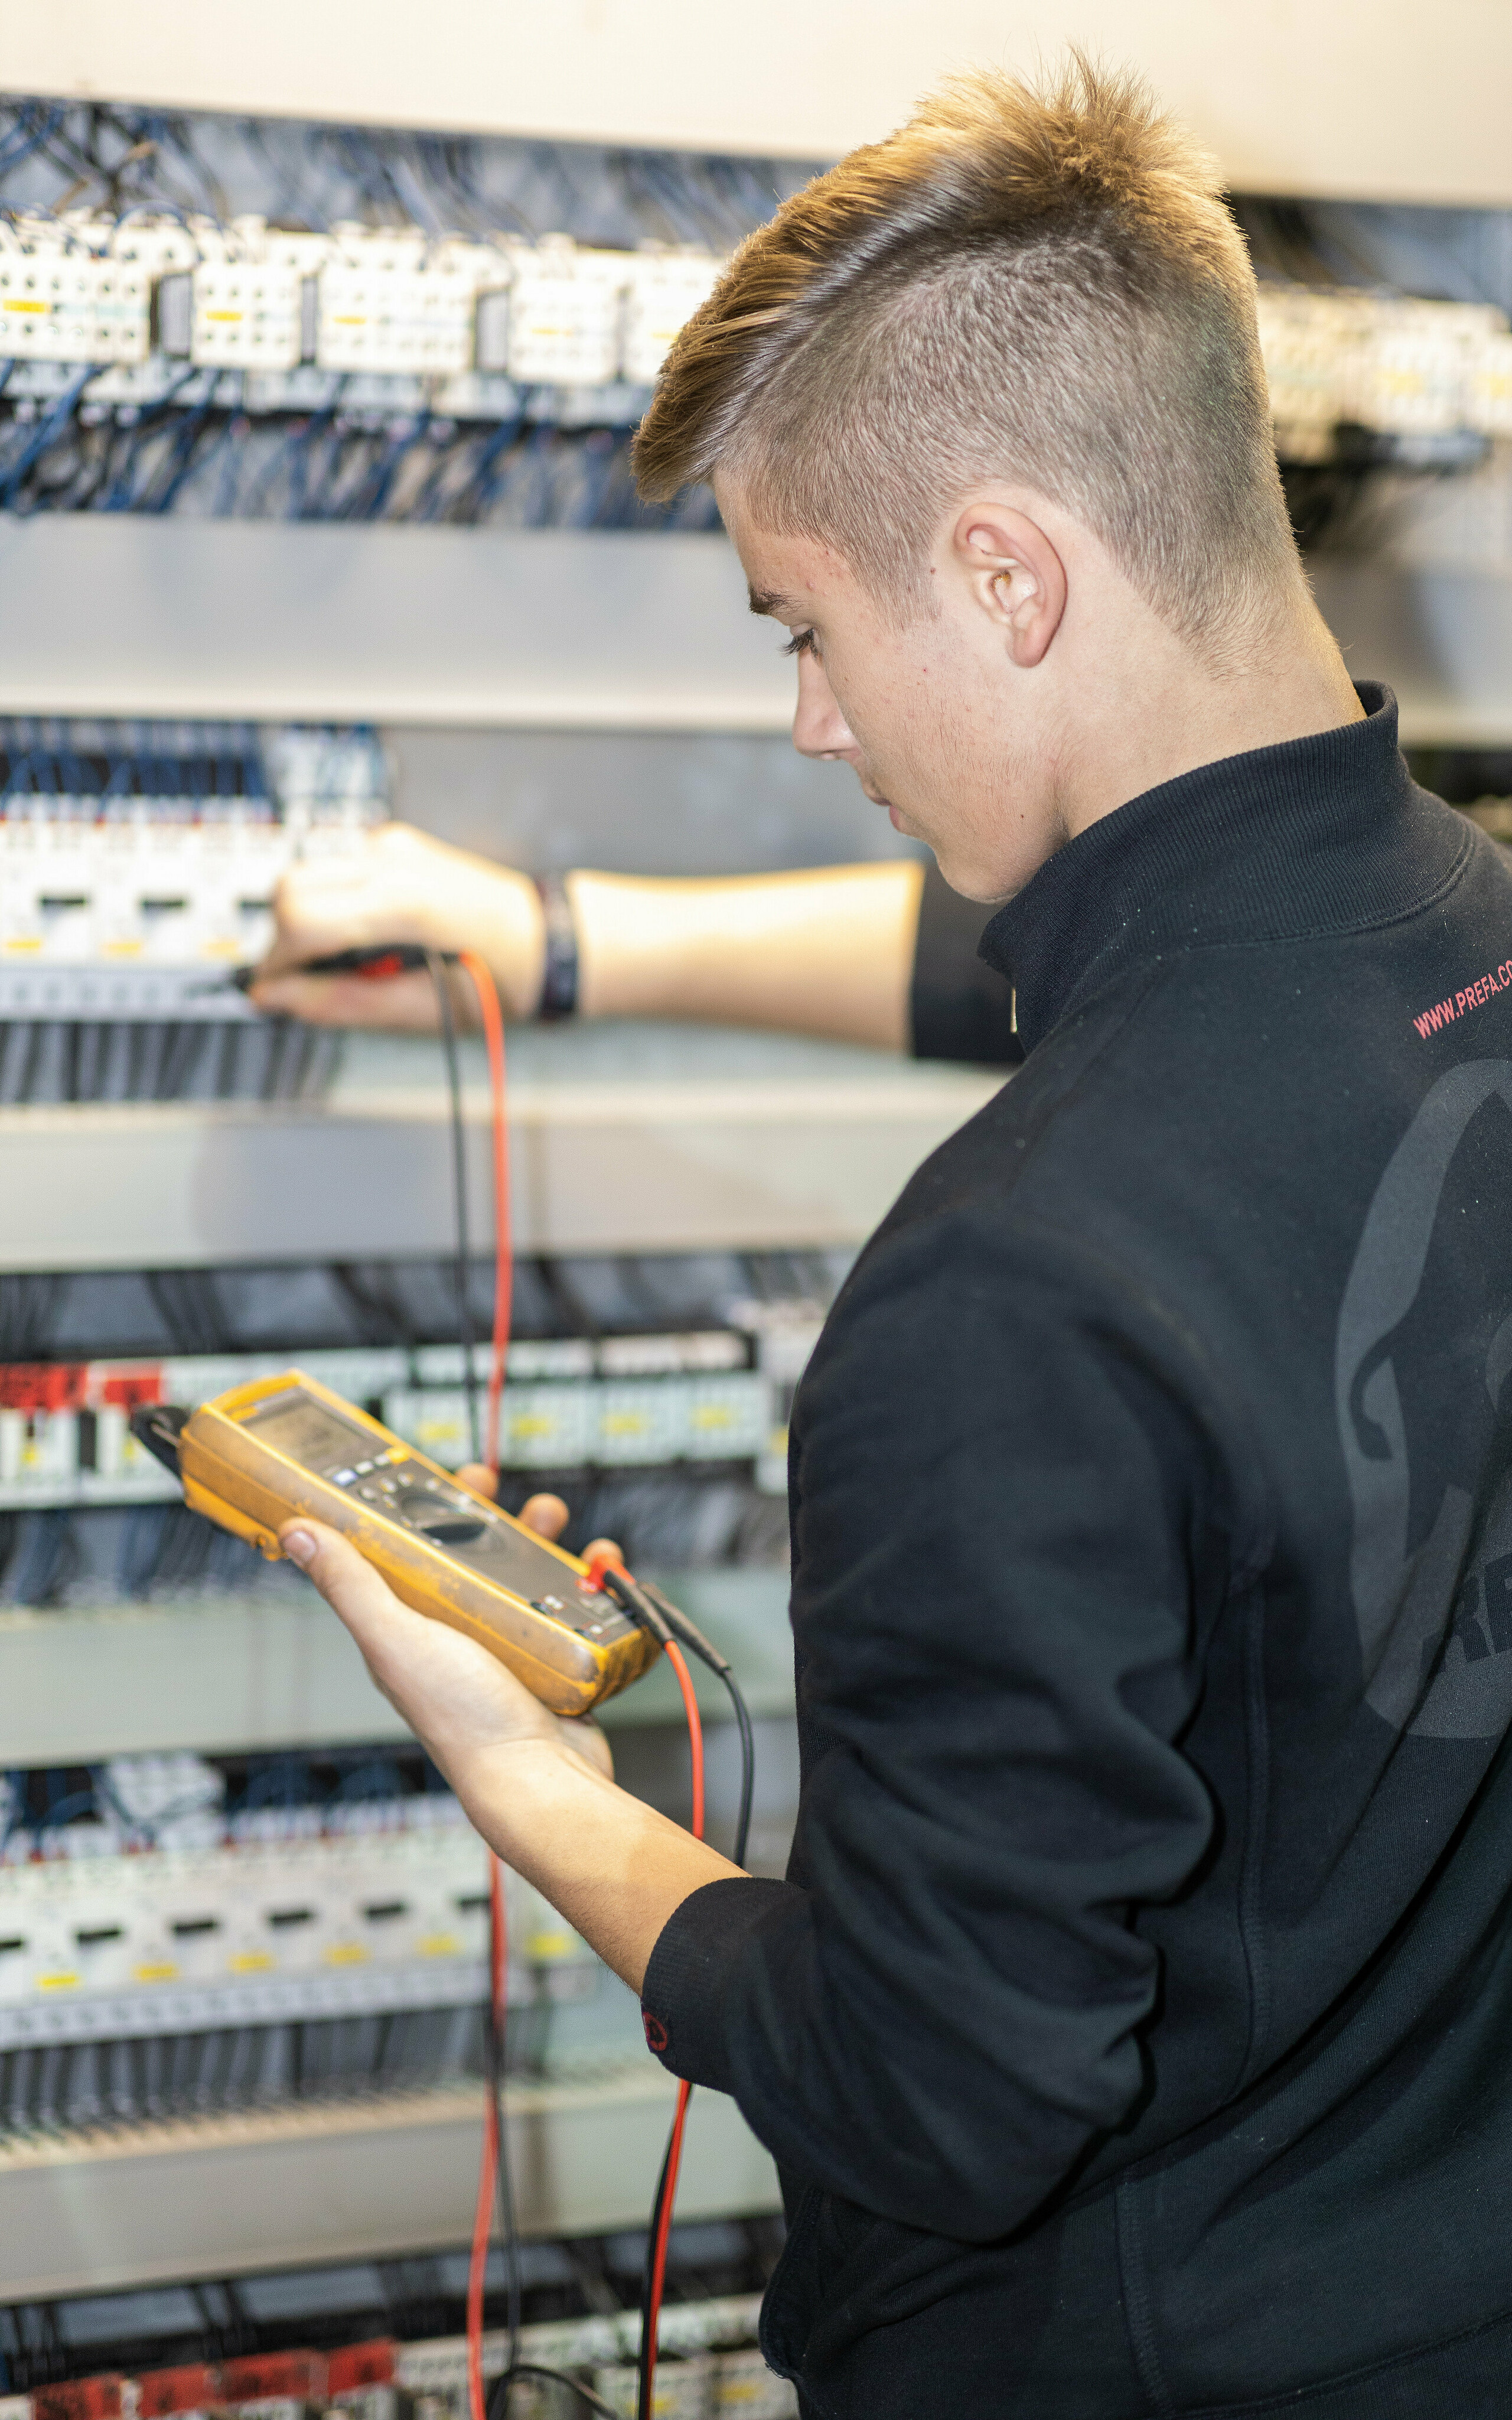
633;55;1301;662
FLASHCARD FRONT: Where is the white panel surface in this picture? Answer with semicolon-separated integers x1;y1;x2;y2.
0;1052;1001;1269
0;2069;780;2295
4;0;1511;206
0;1569;796;1764
0;519;791;731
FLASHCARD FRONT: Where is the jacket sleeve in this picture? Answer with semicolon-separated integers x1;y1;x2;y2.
908;860;1023;1066
640;1206;1224;2242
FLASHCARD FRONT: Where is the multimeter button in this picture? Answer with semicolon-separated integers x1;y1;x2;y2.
354;1460;375;1474
331;1468;357;1486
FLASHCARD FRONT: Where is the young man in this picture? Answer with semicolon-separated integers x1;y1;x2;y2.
278;60;1512;2415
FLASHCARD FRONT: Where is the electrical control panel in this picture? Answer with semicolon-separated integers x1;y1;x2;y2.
0;1807;596;2056
0;1317;818;1510
0;248;151;366
0;215;730;420
0;723;385;1035
503;239;628;386
317;256;495;379
190;260;307;372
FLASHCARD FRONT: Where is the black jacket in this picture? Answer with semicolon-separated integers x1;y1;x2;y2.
643;689;1512;2416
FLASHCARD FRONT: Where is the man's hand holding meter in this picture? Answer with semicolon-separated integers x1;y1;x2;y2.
279;1499;741;1997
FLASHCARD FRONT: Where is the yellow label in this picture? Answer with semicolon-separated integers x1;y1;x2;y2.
690;1405;732;1429
325;1943;369;1966
4;938;42;953
604;1412;650;1436
200;939;241;958
229;1950;275;1973
2;301;48;315
99;939;143;957
133;1961;178;1983
36;1972;80;1991
509;1416;558;1440
204;310;245;323
418;1932;461;1957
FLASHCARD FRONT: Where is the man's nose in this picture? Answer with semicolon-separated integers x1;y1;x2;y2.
791;650;859;761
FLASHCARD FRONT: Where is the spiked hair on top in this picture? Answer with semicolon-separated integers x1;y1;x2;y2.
633;56;1300;660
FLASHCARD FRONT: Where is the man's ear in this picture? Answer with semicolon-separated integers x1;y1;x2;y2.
951;503;1067;668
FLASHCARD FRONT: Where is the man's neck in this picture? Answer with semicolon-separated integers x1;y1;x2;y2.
1057;597;1364;845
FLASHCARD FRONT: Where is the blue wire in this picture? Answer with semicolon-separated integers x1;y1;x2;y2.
35;1787;99;1833
0;365;93;512
0;102;67;180
343;410;430;521
99;363;200;510
148;382;220;512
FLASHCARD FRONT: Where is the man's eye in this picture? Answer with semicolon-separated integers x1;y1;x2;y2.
782;628;817;659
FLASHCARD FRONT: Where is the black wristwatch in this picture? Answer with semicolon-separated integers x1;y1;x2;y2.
535;874;580;1022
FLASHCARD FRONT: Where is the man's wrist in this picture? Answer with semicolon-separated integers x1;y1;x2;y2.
469;864;548;1020
448;1728;608;1833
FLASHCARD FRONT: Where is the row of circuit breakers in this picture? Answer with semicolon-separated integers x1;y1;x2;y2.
0;2303;799;2420
0;727;382;1029
0;1321;821;1508
0;1751;636;2130
0;1778;570;2070
0;213;724;409
6;210;1512;440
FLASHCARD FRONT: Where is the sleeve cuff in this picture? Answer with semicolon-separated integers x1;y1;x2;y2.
640;1875;796;2090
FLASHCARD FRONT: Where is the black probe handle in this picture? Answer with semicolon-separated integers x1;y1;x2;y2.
129;1401;190;1479
230;943;461;993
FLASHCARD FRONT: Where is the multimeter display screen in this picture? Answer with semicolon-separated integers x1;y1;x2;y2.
246;1390;376;1469
242;1384;601;1617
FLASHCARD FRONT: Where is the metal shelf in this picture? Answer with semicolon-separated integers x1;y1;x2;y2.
0;1566;796;1765
0;2061;780;2298
0;1062;1001;1271
0;521;791;732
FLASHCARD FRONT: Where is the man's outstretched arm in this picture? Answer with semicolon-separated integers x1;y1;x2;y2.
250;825;927;1051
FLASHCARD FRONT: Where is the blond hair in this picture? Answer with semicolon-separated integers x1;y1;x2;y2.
634;56;1298;659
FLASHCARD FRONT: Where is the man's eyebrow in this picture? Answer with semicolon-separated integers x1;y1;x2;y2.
748;585;806;620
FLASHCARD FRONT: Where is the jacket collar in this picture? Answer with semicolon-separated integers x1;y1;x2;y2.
976;686;1458;1053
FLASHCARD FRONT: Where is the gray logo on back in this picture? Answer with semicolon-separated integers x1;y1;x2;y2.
1335;1061;1512;1738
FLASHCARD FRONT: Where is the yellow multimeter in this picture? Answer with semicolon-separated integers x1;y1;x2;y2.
131;1369;660;1717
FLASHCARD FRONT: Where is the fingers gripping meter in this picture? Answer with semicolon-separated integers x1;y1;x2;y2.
132;1370;659;1716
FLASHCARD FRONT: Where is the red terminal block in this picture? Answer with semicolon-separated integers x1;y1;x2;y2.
32;2381;131;2420
132;2368;221;2419
215;2356;328;2405
0;1362;164;1414
325;2347;397;2395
